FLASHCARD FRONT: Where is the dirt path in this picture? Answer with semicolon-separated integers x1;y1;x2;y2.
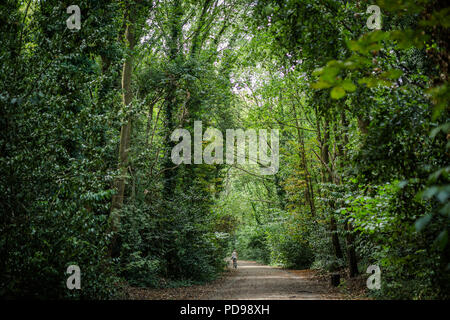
207;260;342;300
127;260;345;300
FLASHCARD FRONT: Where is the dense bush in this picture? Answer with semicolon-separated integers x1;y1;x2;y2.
117;195;230;288
0;0;123;299
235;225;271;264
1;200;121;299
234;219;314;269
344;182;450;299
2;0;449;301
266;221;314;269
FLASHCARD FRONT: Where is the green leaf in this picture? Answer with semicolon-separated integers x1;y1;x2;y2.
321;67;340;82
341;79;356;92
330;86;346;99
434;230;448;251
398;180;408;188
347;40;360;52
437;190;449;203
381;69;403;80
430;123;450;139
439;202;450;217
415;214;432;232
422;186;439;200
311;81;332;89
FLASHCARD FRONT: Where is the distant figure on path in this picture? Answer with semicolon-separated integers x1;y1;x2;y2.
231;249;238;268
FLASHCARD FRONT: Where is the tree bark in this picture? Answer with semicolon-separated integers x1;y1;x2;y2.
110;2;136;236
292;103;315;215
162;0;182;199
345;221;359;277
340;111;358;276
357;116;369;135
321;116;343;259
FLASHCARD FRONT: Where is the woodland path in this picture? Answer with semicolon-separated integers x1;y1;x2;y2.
207;260;342;300
127;260;345;300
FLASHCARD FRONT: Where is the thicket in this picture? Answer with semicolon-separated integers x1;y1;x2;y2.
221;0;449;299
1;0;448;300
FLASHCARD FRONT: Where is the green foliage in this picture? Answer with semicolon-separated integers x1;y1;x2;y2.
1;0;448;301
235;225;271;264
0;0;123;299
116;185;231;286
240;0;449;300
341;181;449;299
266;220;314;269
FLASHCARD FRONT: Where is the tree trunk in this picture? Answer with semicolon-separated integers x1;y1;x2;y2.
162;0;182;200
330;216;343;259
357;116;369;135
110;3;136;251
339;111;359;276
345;221;359;277
321;116;343;259
292;103;315;215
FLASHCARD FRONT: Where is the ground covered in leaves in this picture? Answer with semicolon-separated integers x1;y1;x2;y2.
125;261;368;300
